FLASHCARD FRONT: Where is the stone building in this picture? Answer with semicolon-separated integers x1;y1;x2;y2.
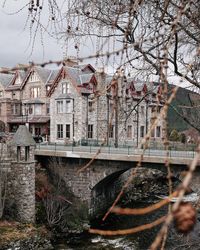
48;64;97;144
0;63;163;146
49;64;163;146
0;125;36;222
0;66;58;139
0;71;17;131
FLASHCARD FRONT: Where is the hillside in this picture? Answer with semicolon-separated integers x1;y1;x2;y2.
167;85;200;132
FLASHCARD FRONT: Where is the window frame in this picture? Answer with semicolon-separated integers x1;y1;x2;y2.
30;87;40;98
57;124;63;139
66;100;71;113
109;125;114;138
88;124;93;139
140;125;145;138
66;124;70;139
156;126;161;137
127;125;132;139
57;100;63;113
62;82;70;94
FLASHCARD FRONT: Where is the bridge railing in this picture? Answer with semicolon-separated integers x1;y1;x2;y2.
35;142;196;159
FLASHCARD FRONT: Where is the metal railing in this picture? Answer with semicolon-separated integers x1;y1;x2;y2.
35;142;196;159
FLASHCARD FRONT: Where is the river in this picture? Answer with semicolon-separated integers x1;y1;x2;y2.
53;207;200;250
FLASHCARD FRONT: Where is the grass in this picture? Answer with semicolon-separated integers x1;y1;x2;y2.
0;220;48;245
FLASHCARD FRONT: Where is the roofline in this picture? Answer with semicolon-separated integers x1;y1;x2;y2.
47;66;82;97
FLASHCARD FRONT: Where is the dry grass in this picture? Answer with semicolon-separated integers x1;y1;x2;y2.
0;220;48;245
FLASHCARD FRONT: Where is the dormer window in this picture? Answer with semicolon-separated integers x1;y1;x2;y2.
29;72;39;82
62;82;70;94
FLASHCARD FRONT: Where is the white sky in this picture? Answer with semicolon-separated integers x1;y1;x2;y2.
0;1;197;90
0;1;119;73
0;0;64;68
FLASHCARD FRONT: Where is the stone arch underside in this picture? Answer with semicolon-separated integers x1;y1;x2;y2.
43;157;133;202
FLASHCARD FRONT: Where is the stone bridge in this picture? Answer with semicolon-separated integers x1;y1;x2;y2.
35;145;200;204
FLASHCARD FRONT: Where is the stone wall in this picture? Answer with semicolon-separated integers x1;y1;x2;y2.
37;155;200;209
49;70;164;146
9;161;35;222
0;143;35;223
40;157;135;202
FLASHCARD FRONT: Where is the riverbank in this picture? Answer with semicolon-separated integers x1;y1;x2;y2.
0;221;53;250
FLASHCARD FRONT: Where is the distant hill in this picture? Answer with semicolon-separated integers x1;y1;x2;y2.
167;85;200;132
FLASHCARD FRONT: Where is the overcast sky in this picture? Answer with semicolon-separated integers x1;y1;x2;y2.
0;1;66;68
0;1;117;72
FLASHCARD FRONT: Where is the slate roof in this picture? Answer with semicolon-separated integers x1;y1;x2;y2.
74;64;89;70
8;116;50;124
28;116;50;124
35;67;52;83
64;66;95;86
10;125;36;146
74;64;95;73
23;99;45;104
45;69;60;85
79;73;94;84
55;93;73;100
0;73;14;87
18;70;27;82
79;87;93;94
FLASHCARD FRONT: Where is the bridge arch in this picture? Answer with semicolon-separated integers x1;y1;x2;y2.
37;156;188;204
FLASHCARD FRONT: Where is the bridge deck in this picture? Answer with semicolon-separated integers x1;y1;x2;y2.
34;144;200;166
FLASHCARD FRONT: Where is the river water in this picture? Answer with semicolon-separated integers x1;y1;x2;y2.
53;208;200;250
54;226;200;250
55;233;139;250
53;176;200;250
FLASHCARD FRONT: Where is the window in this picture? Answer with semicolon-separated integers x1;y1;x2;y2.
35;104;41;115
151;128;155;138
66;100;71;113
30;87;40;98
140;126;145;138
28;105;33;115
89;101;93;112
109;125;114;138
156;126;161;137
0;91;3;97
29;72;39;82
11;104;20;115
57;101;63;113
141;106;145;116
127;125;132;139
66;124;70;138
62;82;70;94
88;124;93;139
57;124;63;139
46;104;50;114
